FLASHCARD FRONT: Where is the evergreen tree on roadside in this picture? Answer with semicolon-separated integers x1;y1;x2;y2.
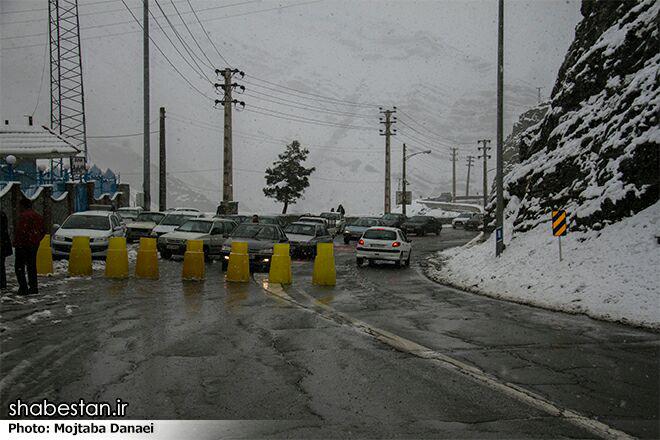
263;140;315;214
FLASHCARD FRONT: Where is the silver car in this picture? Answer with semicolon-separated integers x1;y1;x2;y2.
157;218;236;260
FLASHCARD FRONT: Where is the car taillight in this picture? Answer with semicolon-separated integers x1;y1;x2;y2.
358;239;364;245
392;241;401;247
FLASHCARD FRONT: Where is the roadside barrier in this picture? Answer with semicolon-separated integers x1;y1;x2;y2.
182;239;205;281
226;241;250;282
36;234;54;276
68;236;92;277
135;237;159;279
105;237;129;279
269;243;292;284
312;242;336;286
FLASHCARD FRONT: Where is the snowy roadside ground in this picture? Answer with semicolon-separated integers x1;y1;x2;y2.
425;201;660;329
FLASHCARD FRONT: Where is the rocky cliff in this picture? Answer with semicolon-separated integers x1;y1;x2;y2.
490;0;658;232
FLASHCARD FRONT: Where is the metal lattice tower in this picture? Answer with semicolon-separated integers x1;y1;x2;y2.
49;0;88;159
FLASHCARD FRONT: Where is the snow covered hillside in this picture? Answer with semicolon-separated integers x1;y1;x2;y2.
430;0;660;328
427;201;659;329
487;0;658;233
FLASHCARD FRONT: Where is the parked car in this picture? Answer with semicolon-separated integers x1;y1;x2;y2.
171;207;200;212
258;215;288;228
117;206;142;222
220;223;288;271
284;222;333;258
320;212;346;235
464;213;485;231
298;216;328;229
401;216;442;236
452;212;476;229
125;211;165;243
380;213;407;228
355;227;412;268
52;211;126;259
157;218;236;260
216;214;250;224
150;211;204;238
343;217;382;244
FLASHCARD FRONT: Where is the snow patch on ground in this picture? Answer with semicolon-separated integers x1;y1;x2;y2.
426;201;660;329
26;310;52;323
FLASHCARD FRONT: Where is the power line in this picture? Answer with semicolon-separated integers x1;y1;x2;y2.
244;105;376;131
243;90;374;119
184;0;233;67
88;130;158;139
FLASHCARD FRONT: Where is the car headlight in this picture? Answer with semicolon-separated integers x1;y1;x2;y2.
53;235;65;242
222;244;231;251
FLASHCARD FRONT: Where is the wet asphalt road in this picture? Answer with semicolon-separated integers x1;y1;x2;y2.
0;228;658;439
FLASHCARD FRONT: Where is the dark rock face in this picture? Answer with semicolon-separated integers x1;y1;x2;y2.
489;0;659;233
503;103;550;173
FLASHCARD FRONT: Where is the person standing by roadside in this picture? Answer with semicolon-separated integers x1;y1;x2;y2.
0;210;12;290
13;199;45;295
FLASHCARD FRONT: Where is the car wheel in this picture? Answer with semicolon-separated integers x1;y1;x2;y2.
160;250;172;260
368;259;376;267
343;236;350;244
405;252;411;266
419;230;425;237
221;259;228;271
203;246;211;262
356;257;364;267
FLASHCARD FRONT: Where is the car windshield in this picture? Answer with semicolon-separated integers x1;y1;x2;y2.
161;214;192;226
61;215;110;231
301;218;324;224
260;217;279;225
363;229;397;240
285;224;316;235
354;218;378;227
136;213;164;223
231;224;265;238
177;220;212;233
382;214;403;220
458;213;472;218
410;216;427;222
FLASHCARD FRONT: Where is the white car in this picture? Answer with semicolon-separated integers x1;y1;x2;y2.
157;218;237;259
150;211;204;238
52;211;126;259
117;206;143;222
170;207;200;212
125;211;165;242
355;227;412;268
452;212;475;229
320;212;346;235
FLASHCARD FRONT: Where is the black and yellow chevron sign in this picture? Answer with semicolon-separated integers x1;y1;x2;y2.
552;210;567;236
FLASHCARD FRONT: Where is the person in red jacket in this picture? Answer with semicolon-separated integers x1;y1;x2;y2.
14;199;46;295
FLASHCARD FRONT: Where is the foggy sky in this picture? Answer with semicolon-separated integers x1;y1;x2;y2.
1;0;582;213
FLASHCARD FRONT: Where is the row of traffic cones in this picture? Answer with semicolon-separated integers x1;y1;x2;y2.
36;235;336;285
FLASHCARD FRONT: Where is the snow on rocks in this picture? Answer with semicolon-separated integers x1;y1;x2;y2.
427;201;660;329
26;310;53;323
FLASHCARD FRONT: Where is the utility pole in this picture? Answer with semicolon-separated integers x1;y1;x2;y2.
496;0;505;256
465;155;475;197
379;107;396;214
158;106;166;212
142;0;150;210
477;139;491;207
402;143;407;216
450;147;458;202
214;69;245;213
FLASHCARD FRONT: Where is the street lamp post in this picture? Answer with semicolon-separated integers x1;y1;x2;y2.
402;144;432;216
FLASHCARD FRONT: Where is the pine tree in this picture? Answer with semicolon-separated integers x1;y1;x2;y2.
263;140;315;214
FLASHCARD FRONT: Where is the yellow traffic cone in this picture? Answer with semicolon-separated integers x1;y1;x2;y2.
182;239;205;281
269;243;292;284
105;237;129;279
36;234;54;276
226;241;250;282
68;236;92;277
135;237;159;279
312;242;336;286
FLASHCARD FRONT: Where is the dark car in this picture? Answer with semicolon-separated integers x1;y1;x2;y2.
343;217;382;243
464;213;485;231
220;223;288;271
258;215;288;228
401;216;442;236
284;222;333;258
216;214;250;224
380;213;407;228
